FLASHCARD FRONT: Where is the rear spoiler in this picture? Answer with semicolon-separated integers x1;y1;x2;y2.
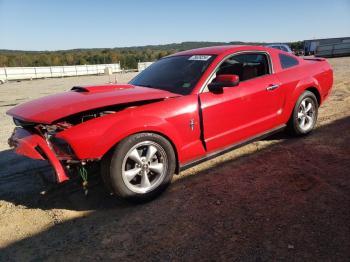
303;57;326;61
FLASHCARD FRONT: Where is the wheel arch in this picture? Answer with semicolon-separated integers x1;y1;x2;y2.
305;86;321;106
102;130;181;175
283;74;320;117
287;86;319;136
284;83;320;123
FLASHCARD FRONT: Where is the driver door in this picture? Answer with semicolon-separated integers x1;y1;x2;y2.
199;52;285;152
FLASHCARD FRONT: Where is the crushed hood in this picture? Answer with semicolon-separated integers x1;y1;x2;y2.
7;84;180;124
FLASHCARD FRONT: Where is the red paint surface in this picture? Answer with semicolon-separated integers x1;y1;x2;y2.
7;84;180;124
7;46;333;182
8;128;69;182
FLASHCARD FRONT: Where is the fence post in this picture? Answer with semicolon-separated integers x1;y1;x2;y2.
4;67;8;81
86;64;88;75
34;67;37;79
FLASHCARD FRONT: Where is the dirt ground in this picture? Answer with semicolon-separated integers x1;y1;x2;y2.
0;58;349;261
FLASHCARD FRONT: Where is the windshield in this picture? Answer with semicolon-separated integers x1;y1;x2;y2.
129;55;216;95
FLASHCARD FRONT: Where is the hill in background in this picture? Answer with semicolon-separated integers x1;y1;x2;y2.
0;41;303;69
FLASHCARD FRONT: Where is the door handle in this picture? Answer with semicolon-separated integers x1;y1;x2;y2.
266;84;280;91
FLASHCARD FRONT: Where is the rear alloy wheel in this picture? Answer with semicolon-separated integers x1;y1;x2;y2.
288;90;318;135
297;97;316;131
102;133;176;201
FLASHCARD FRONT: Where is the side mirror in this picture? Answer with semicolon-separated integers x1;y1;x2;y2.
208;74;239;93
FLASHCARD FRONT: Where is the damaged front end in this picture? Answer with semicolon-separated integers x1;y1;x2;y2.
8;125;70;183
8;109;116;184
6;84;180;189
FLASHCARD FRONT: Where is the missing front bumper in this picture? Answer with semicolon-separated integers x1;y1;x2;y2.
8;127;69;183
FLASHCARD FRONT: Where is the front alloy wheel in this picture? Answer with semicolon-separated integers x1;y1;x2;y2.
102;133;176;201
122;141;168;194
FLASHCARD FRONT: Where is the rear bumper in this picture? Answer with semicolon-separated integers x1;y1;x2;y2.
8;127;69;183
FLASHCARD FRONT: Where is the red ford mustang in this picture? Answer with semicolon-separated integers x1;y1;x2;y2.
7;45;333;201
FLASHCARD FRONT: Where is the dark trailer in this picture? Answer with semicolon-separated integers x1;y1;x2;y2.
304;37;350;57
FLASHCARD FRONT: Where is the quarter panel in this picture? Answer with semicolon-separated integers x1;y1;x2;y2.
276;62;328;123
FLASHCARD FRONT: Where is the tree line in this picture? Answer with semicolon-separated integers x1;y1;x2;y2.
0;41;304;69
0;49;173;69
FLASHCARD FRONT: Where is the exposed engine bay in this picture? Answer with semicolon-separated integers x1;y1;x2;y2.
13;98;163;137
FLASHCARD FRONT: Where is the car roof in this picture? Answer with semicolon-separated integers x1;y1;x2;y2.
267;43;290;47
171;45;271;56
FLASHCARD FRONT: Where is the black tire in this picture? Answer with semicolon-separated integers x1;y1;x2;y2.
288;90;318;136
101;133;176;202
101;150;114;193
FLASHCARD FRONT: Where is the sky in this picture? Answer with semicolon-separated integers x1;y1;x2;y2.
0;0;349;51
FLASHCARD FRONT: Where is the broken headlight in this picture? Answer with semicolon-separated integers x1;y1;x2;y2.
48;136;75;159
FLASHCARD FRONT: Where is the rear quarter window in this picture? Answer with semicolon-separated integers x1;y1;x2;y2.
279;54;299;69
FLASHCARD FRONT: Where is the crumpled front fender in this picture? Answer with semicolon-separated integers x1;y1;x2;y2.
56;111;183;160
55;95;201;162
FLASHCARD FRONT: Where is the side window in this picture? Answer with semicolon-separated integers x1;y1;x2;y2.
280;46;289;52
270;45;281;50
216;53;271;82
279;54;299;69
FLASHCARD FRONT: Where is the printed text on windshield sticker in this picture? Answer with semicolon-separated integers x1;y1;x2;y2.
188;55;212;61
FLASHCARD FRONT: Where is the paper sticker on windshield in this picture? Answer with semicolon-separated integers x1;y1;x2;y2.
188;55;212;61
